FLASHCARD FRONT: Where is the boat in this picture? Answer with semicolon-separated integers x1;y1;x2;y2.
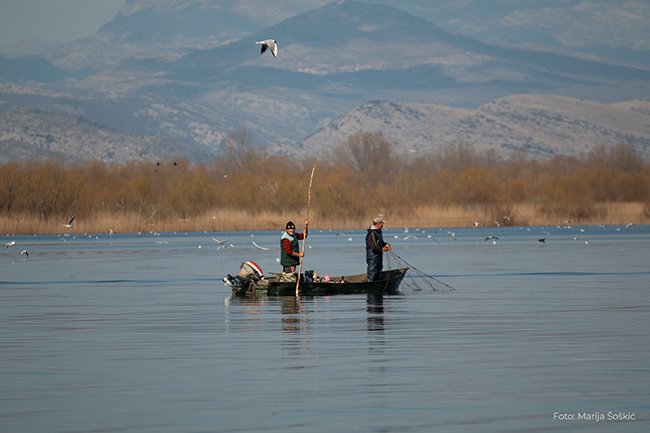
223;260;408;297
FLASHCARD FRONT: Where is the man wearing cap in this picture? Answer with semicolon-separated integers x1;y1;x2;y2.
366;216;391;282
280;220;309;273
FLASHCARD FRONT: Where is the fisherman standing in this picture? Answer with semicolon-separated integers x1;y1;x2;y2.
280;220;308;273
365;216;391;282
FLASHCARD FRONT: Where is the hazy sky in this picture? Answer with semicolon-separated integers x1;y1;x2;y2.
0;0;125;46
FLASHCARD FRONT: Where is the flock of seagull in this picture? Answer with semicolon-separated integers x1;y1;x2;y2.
2;209;638;261
0;225;633;264
4;240;28;258
4;216;76;259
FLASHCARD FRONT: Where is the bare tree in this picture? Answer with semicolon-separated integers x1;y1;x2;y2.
346;131;394;173
222;129;253;168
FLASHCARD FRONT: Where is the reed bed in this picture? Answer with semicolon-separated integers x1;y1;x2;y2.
2;139;649;234
1;203;647;235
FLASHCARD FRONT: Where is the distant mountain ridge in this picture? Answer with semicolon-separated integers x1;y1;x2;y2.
303;96;650;160
4;1;648;69
0;0;649;163
3;95;648;164
0;55;76;83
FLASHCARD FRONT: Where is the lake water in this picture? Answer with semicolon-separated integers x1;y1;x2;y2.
1;224;649;433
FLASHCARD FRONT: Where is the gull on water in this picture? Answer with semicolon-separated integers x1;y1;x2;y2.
256;39;278;57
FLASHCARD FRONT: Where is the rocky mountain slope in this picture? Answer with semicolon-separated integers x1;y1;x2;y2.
303;96;650;159
0;1;649;163
0;107;204;163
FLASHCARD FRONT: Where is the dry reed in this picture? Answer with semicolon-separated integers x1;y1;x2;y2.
2;141;649;234
1;203;646;235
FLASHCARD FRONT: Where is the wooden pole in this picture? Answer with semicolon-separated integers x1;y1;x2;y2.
295;161;316;297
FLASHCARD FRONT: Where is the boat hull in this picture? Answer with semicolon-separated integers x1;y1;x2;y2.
231;268;408;297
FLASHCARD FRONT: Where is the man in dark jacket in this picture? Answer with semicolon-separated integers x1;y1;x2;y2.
365;216;391;282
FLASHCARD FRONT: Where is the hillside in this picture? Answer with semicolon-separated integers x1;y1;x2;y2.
0;107;205;163
302;96;650;159
0;1;649;163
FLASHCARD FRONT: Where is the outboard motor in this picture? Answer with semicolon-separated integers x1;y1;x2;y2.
223;260;264;289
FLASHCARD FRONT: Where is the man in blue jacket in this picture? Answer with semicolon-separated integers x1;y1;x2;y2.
365;216;391;282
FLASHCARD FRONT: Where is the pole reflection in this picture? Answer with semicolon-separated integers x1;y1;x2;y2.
280;296;309;333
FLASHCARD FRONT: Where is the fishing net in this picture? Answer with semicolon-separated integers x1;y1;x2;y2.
386;251;456;292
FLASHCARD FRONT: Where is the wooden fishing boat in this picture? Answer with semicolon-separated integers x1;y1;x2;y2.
226;267;409;297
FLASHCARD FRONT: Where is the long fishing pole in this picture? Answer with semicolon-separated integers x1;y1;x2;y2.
388;250;456;291
295;161;316;296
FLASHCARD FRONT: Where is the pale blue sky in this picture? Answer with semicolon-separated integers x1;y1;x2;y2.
0;0;124;46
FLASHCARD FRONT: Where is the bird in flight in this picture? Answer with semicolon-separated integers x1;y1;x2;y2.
62;216;75;229
20;249;29;258
5;240;16;248
251;240;269;251
256;39;278;57
212;238;233;249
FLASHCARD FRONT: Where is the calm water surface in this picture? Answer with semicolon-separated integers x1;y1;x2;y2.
1;224;649;432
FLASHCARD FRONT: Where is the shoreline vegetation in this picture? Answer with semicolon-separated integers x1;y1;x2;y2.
0;203;647;235
1;136;649;234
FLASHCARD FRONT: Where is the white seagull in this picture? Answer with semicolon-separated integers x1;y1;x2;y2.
256;39;278;57
20;249;29;258
251;240;269;251
212;238;234;249
5;240;16;248
62;216;75;229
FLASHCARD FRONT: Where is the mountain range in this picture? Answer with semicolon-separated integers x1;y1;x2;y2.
303;96;650;159
1;0;649;163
